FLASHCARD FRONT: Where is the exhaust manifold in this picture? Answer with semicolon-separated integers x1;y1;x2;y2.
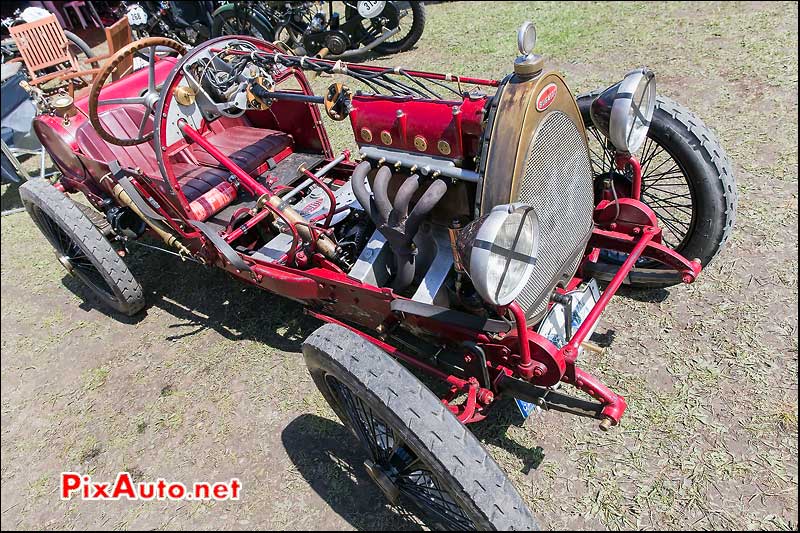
352;161;448;291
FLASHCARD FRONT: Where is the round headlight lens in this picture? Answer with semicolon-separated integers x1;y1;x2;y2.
590;68;656;154
619;68;656;153
457;203;540;307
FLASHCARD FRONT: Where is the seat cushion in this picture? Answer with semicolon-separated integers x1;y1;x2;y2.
189;126;293;172
171;163;231;202
74;110;290;206
75;107;158;175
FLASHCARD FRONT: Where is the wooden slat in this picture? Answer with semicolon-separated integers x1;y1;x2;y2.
9;14;79;83
104;17;133;81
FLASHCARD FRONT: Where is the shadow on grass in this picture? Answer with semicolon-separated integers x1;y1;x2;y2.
470;397;547;474
282;414;423;531
1;181;23;212
617;285;671;303
60;243;320;351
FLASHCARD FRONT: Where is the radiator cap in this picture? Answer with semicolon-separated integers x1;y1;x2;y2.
514;54;544;77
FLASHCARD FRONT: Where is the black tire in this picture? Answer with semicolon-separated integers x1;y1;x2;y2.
64;31;99;71
374;1;426;54
303;323;538;531
19;179;145;316
271;22;304;49
211;5;273;40
578;91;737;288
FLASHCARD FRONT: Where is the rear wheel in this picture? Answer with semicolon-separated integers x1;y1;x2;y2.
372;1;426;54
19;179;145;315
211;5;273;40
578;92;737;287
303;323;538;531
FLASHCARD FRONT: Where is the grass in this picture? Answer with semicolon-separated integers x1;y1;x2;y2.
1;1;797;530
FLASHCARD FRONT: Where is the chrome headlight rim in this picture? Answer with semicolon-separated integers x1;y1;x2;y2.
467;203;541;307
590;67;657;155
610;68;656;154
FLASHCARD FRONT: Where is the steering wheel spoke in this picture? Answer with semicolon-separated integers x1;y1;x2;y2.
97;97;147;107
136;110;151;138
148;45;157;93
88;37;186;147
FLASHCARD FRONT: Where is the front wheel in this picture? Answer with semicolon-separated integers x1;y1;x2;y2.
303;323;538;531
578;92;737;287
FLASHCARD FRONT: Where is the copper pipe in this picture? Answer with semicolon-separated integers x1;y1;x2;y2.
109;182;191;256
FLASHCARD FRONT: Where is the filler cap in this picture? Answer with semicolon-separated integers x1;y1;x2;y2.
513;22;543;77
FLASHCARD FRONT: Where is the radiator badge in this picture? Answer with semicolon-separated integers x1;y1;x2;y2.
536;83;558;112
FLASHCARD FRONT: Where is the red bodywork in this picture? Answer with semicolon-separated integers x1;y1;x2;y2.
349;95;487;163
35;39;703;429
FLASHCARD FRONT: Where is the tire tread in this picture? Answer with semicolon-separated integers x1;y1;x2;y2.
577;90;737;286
303;323;538;531
19;179;145;315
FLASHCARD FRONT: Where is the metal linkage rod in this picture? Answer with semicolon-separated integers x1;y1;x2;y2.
218;47;495;98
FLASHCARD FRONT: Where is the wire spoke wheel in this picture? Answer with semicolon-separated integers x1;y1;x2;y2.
221;15;265;40
303;324;538;531
325;375;475;530
584;120;696;252
28;203;118;301
578;92;736;287
360;1;425;55
19;179;145;315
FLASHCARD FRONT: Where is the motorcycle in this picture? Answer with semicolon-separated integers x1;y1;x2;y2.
119;1;219;47
211;1;427;59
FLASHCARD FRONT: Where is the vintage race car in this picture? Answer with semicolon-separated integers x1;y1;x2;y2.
21;21;735;530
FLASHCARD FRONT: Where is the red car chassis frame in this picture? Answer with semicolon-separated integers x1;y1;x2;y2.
121;126;701;431
52;47;703;431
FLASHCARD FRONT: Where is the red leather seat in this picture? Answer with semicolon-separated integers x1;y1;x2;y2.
171;164;230;202
189;125;293;172
74;107;160;176
75;108;291;200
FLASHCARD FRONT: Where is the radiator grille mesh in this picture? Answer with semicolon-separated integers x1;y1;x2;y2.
515;111;594;321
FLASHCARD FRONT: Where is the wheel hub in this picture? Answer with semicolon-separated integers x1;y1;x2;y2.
144;91;160;111
364;460;399;504
57;254;74;274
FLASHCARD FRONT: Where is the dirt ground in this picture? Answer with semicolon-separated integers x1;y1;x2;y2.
1;1;797;530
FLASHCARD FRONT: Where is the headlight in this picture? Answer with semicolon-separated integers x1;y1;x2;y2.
590;68;656;154
453;203;540;306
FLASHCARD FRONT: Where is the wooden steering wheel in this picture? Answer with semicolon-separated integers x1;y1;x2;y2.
88;37;186;147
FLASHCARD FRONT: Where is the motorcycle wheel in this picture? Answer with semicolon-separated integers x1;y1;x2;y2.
373;1;426;54
272;22;304;49
65;31;99;69
578;91;737;288
211;6;273;40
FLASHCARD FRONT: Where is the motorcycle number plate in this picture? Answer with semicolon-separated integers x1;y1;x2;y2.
132;56;149;71
538;279;601;351
357;1;387;19
127;5;148;26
